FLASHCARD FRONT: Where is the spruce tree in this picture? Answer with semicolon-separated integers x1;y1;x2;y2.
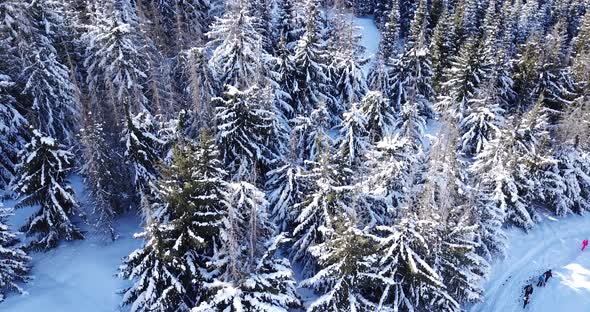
291;152;352;276
266;160;308;233
460;83;506;156
80;114;128;240
292;0;331;115
12;129;83;250
0;74;27;189
123;107;165;197
471;96;552;230
207;6;266;90
361;91;396;143
372;215;461;311
180;47;217;132
214;86;277;182
0;205;30;302
291;102;335;163
120;133;229;311
84;6;148;116
301;224;380;311
338;102;370;167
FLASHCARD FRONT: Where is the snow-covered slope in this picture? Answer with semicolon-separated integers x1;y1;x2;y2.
1;176;142;312
471;213;590;312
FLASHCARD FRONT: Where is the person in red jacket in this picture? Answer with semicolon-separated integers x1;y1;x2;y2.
582;239;588;251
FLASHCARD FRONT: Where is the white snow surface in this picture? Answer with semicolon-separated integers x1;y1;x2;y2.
352;16;380;72
471;213;590;312
1;175;142;312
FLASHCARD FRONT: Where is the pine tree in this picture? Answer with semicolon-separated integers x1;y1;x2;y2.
395;0;436;120
276;0;304;50
194;234;301;311
437;206;488;304
301;224;381;311
437;39;491;121
0;205;30;302
361;91;396;143
180;46;217;132
372;216;461;311
15;0;79;145
0;74;27;189
273;35;298;119
84;7;148;116
460;83;506;156
338;102;370;167
431;7;455;91
291;102;335;164
156;0;210;51
123;107;165;197
379;0;401;62
471;96;552;230
12;129;83;250
207;5;266;90
538;100;590;216
291;152;352;276
120;133;229;311
214;86;277;182
572;9;590;89
266;160;308;233
292;0;331;115
419;120;489;304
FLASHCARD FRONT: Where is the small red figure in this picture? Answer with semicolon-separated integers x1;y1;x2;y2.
582;239;588;251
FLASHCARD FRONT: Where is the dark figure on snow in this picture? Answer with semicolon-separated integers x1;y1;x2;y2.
544;269;552;284
536;274;545;287
523;284;534;308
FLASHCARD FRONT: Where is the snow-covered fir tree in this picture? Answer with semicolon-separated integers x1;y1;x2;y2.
471;96;552;230
123;107;166;197
180;46;217;132
266;158;308;233
291;0;331;116
0;204;30;302
214;86;277;182
195;180;300;311
207;5;267;90
291;102;335;163
460;82;507;156
291;152;352;276
301;223;381;311
12;129;83;250
360;91;396;142
84;5;148;116
372;215;461;311
0;74;27;189
120;132;229;311
338;102;370;167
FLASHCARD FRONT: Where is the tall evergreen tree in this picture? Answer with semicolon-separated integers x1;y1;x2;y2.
214;86;277;182
0;204;30;302
12;129;83;250
120;132;229;311
207;6;266;90
0;74;27;189
301;224;381;311
291;152;352;276
292;0;331;115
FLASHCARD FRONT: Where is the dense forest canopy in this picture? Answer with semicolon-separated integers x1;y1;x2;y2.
0;0;589;311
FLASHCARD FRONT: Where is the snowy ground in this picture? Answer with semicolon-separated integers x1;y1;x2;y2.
471;213;590;312
1;176;142;312
352;15;380;69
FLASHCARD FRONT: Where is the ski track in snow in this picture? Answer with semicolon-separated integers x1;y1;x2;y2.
471;213;590;312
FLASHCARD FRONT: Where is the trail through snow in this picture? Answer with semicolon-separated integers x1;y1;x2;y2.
471;213;590;312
